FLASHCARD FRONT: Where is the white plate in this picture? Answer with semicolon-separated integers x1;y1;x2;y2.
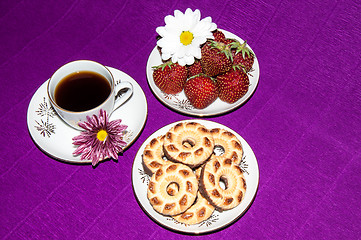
146;29;260;117
27;67;148;164
132;119;259;234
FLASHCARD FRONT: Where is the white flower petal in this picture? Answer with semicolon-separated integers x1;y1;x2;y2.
192;36;207;46
162;41;179;54
159;37;174;50
175;45;186;59
164;15;175;26
193;9;201;20
186;45;201;59
178;57;188;66
174;10;183;18
182;9;196;30
171;54;179;64
210;22;217;31
203;16;212;23
194;48;202;59
183;45;193;56
192;10;201;29
194;19;212;33
185;55;195;65
185;8;193;16
162;53;171;61
156;26;166;37
157;38;166;48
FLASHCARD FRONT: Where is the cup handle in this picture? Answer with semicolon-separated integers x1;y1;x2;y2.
113;81;133;112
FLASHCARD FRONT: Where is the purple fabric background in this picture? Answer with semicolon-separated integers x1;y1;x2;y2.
1;0;360;239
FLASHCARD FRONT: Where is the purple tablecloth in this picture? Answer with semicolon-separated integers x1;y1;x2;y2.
1;0;360;239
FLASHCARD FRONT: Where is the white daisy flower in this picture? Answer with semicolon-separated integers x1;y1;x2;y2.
156;8;217;66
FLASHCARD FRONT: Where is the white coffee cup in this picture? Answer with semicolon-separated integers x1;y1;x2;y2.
47;60;133;130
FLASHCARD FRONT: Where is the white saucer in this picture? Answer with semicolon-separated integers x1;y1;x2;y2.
132;119;259;234
27;67;148;164
146;29;260;117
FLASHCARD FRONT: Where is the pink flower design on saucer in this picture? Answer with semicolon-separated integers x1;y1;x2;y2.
72;109;128;166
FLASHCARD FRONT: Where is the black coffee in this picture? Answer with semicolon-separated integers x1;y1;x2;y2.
54;71;111;112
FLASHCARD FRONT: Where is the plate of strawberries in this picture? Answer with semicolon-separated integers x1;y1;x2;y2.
146;29;260;117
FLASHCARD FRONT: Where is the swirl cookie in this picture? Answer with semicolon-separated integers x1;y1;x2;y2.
200;156;246;211
147;163;198;216
163;122;214;169
210;128;243;165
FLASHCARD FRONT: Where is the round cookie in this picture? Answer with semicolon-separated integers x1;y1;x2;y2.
163;122;214;169
147;163;198;216
210;128;243;165
200;156;246;211
142;135;167;175
173;191;215;225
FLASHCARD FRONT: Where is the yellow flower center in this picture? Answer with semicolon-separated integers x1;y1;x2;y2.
97;130;108;141
180;31;194;46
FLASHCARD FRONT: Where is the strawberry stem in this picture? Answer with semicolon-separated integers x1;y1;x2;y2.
229;40;254;59
188;73;216;82
152;60;174;70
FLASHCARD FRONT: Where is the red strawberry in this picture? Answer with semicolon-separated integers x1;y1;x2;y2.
184;74;218;109
216;68;249;104
200;40;233;77
152;61;187;94
212;29;226;42
187;59;203;78
222;38;234;45
229;40;255;72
